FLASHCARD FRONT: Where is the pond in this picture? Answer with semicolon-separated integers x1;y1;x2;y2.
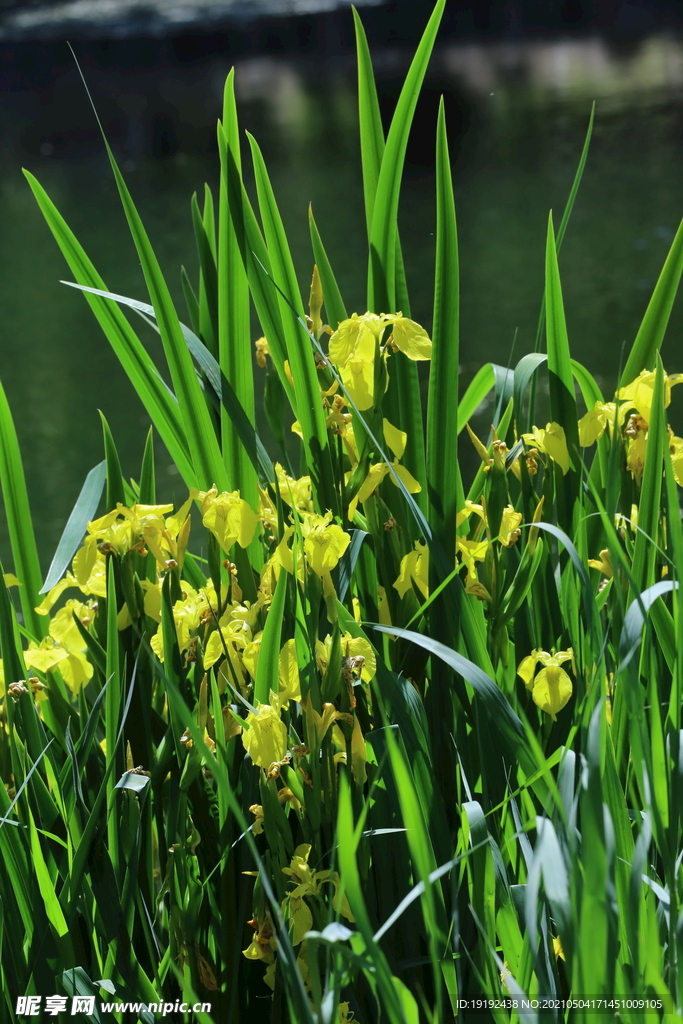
2;23;683;566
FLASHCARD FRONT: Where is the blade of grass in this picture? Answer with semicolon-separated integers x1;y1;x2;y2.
621;215;683;384
545;213;579;462
369;623;542;776
61;282;275;488
426;97;461;557
458;364;496;430
99;411;126;512
40;460;105;594
532;103;594;355
630;359;665;594
69;61;229;493
219;72;259;517
247;132;337;516
191;189;218;357
353;5;385;240
367;0;446;312
24;171;195;486
0;380;47;638
253;569;287;706
308;205;348;330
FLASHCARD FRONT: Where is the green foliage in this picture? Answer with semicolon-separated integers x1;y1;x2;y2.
2;4;683;1023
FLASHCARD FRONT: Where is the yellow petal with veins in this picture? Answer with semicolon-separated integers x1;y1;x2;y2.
389;461;422;494
387;313;432;360
382;418;407;459
531;664;572;720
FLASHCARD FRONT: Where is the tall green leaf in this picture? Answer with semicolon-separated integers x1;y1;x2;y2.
308;205;348;330
0;379;46;638
100;140;229;492
247;133;337;515
219;73;259;516
40;460;105;594
621;215;683;384
545;212;578;454
24;171;195;486
631;359;666;594
427;97;461;556
367;0;446;311
353;6;385;239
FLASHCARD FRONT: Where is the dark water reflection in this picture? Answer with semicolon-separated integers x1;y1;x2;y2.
2;29;683;565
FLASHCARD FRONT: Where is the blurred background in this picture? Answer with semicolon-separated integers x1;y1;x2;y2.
2;0;683;566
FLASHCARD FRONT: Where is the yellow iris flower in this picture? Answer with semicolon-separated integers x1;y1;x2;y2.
280;844;355;947
328;311;432;410
275;513;350;578
517;648;574;720
578;370;683;459
275;465;313;511
241;703;288;769
617;368;683;424
277;638;302;705
242;913;277;966
348;418;422;519
669;434;683;486
393;541;429;600
151;581;220;664
303;700;353;750
578;401;618;446
521;423;570;474
299;512;351;577
315;633;376;683
192;486;258;553
588;549;613;578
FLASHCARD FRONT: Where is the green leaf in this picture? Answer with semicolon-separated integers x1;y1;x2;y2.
336;777;407;1021
24;171;195;487
391;977;420;1024
531;520;601;651
218;73;259;516
104;558;122;877
619;580;677;673
367;0;446;311
631;358;665;593
513;353;547;428
180;264;200;338
458;363;495;430
545;213;578;459
0;561;27;688
0;378;47;638
191;189;218;357
369;624;542;776
101;143;229;492
28;808;69;940
308;205;348;330
353;5;385;239
621;214;683;384
40;460;105;594
138;427;156;504
247;132;336;515
61;282;275;488
253;568;287;706
427;97;461;556
99;412;126;512
114;771;151;793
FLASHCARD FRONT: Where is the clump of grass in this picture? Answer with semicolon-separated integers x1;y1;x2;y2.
1;2;683;1022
